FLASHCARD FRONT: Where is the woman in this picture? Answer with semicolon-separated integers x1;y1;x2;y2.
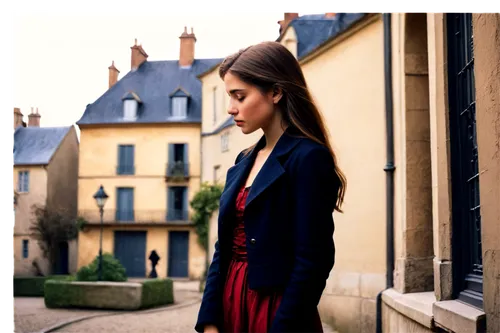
195;41;346;333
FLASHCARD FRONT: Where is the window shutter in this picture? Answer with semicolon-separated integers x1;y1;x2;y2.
183;144;189;176
183;187;188;220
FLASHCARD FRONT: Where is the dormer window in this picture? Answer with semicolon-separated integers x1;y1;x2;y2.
172;97;188;119
169;86;191;120
121;91;142;121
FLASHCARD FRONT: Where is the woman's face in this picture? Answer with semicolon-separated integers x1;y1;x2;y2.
224;72;278;134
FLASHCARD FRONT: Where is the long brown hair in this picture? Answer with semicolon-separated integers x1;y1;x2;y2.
219;41;346;213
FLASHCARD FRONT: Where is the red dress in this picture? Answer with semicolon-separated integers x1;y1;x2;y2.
221;185;324;333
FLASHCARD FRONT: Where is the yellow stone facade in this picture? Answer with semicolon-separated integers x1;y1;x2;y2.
77;124;205;279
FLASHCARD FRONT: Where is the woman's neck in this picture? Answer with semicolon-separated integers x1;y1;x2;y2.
261;112;288;153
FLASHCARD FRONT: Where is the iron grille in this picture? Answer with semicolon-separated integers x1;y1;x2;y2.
446;13;483;309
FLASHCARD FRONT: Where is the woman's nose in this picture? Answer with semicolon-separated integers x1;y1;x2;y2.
227;101;238;115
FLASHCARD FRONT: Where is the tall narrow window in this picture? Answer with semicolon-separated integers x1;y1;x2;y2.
213;86;218;124
167;186;188;221
447;13;483;309
214;165;221;183
116;188;134;222
221;132;229;152
168;143;189;177
117;145;135;175
18;171;29;193
22;239;29;258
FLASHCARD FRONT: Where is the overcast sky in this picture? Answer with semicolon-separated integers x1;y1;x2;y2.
13;13;305;128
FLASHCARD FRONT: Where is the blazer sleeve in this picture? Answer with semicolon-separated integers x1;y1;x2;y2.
269;146;340;332
194;151;244;332
195;239;222;332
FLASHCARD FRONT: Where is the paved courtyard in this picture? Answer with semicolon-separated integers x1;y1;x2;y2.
14;281;337;333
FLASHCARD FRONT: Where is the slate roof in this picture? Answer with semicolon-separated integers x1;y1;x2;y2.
279;13;366;59
197;13;367;79
202;116;235;136
14;126;72;166
77;58;222;125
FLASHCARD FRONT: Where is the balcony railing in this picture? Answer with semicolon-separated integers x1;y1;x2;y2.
116;164;135;175
78;209;191;224
166;162;190;181
167;209;189;221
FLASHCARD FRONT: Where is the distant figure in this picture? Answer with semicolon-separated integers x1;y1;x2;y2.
148;250;160;278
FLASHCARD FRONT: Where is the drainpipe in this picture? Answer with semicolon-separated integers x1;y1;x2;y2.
376;12;396;333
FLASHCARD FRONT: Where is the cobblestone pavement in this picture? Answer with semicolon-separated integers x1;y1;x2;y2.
14;297;116;333
15;280;337;333
52;299;336;333
14;281;201;333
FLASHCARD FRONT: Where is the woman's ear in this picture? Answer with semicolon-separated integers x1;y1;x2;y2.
272;86;283;104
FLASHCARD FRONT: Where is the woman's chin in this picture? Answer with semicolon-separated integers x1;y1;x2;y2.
240;127;256;135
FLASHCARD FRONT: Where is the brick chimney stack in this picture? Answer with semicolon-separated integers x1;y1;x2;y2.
13;107;24;129
179;27;196;67
28;107;41;127
108;60;120;88
325;9;337;18
278;13;299;35
130;39;148;71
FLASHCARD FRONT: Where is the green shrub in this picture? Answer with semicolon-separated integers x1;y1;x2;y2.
140;279;174;309
76;253;127;282
13;275;73;297
44;280;84;308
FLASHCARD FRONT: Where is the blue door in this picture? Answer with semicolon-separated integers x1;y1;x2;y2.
53;241;69;275
114;231;146;277
168;231;189;278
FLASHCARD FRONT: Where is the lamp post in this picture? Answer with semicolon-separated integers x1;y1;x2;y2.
93;185;108;281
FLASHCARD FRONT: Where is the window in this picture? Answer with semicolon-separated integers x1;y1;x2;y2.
18;171;29;193
117;145;135;175
213;87;217;124
221;132;229;152
447;13;483;309
116;188;134;222
22;240;29;258
167;186;188;221
171;97;188;119
123;99;138;120
168;143;189;177
214;165;221;183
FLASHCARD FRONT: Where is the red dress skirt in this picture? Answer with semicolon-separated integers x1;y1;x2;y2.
222;185;323;333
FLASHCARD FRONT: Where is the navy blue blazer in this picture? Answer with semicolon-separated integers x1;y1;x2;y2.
195;127;340;333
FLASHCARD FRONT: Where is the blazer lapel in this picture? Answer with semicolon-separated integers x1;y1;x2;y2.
219;127;303;219
245;128;302;208
218;137;264;224
245;156;284;208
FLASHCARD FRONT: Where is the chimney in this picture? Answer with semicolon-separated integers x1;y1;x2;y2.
278;13;299;35
13;107;24;129
179;27;196;67
28;107;41;127
130;39;148;71
325;13;336;18
108;60;120;88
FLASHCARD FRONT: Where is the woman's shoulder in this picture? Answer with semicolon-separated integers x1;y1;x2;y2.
290;137;331;161
284;137;335;174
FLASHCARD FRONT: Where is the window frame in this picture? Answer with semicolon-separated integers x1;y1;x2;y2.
446;13;483;310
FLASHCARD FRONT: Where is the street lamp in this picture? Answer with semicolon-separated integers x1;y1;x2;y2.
93;185;108;281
